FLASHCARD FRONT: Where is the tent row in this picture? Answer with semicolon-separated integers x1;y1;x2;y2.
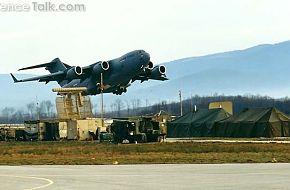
167;107;290;138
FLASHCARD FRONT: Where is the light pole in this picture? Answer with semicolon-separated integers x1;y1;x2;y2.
179;90;183;116
100;73;104;128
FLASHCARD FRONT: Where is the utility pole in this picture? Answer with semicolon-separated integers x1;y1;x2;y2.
36;96;40;120
179;90;183;116
190;93;193;111
100;73;104;128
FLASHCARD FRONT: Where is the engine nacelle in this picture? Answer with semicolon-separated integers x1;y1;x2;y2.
92;61;110;75
147;65;167;81
145;61;154;70
151;65;166;76
66;66;83;80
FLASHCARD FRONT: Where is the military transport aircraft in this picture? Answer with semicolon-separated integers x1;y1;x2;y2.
10;50;168;95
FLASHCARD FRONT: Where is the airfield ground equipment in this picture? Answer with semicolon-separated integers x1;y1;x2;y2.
1;87;167;143
53;87;93;120
110;117;166;143
0;124;25;141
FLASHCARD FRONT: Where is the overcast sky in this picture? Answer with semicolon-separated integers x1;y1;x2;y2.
1;0;290;74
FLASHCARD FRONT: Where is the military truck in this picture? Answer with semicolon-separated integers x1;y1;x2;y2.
0;124;25;141
110;117;164;143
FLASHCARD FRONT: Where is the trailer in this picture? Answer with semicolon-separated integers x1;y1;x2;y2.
0;124;25;141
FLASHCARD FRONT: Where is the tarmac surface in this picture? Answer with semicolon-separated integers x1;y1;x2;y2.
0;164;290;190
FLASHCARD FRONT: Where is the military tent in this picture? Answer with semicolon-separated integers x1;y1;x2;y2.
212;107;290;138
167;108;231;137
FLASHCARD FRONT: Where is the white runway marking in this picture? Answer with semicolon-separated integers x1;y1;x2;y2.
1;164;290;190
0;175;54;190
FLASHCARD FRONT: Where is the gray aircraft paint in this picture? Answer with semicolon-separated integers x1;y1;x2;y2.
11;50;168;95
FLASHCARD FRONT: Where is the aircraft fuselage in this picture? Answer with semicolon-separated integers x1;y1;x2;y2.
62;50;150;95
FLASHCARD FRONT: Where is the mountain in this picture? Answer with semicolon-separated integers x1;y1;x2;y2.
1;40;290;110
0;74;58;110
131;40;290;100
165;41;290;80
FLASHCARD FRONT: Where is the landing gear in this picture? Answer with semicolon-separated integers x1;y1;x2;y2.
113;87;127;95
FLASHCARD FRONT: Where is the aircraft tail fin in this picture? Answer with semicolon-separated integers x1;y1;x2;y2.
18;58;71;73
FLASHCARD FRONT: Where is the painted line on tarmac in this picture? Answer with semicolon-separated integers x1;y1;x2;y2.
0;175;54;190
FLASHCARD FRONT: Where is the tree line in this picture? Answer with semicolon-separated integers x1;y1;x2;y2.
101;94;290;117
0;100;55;124
2;94;290;123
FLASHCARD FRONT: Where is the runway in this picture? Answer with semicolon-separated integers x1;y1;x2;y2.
0;164;290;190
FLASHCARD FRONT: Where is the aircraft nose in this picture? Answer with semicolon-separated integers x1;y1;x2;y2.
140;51;150;64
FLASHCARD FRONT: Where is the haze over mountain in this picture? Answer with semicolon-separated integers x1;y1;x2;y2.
129;40;290;101
0;74;58;110
1;40;290;110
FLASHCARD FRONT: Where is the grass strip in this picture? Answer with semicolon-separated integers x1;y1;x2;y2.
0;141;289;165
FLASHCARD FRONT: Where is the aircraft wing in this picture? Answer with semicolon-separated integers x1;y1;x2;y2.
81;61;109;76
10;71;65;84
132;65;168;83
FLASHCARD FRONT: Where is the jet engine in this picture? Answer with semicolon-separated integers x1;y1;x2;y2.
151;65;166;76
147;65;167;81
66;66;83;80
92;61;110;75
145;61;154;70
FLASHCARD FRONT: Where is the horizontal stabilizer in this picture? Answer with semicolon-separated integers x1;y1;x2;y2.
18;62;51;71
18;58;70;73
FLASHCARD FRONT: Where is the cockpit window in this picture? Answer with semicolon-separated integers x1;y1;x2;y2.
120;56;126;62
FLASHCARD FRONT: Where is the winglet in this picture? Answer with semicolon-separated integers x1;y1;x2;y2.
10;73;21;83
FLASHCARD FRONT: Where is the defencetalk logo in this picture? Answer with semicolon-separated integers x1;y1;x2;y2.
0;2;86;12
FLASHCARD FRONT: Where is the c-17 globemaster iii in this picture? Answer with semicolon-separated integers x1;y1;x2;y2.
10;50;168;95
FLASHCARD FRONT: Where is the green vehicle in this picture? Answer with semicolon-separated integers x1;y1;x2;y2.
99;132;114;143
110;117;163;143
